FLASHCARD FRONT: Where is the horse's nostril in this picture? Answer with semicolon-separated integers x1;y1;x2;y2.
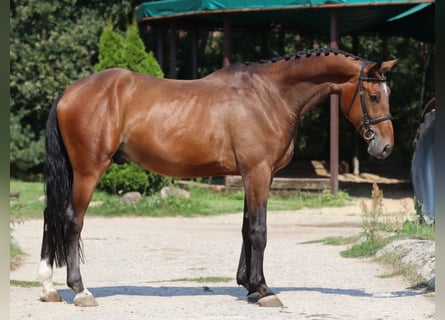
382;144;392;157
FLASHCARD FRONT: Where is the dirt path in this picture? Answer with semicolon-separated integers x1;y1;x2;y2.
10;203;434;319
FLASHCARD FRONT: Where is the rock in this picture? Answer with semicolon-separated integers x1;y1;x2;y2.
376;238;435;287
88;201;103;208
160;186;190;199
428;276;435;290
121;192;142;204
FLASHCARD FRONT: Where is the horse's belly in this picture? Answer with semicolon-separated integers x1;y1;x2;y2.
121;138;237;178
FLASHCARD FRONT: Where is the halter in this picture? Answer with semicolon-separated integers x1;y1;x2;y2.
345;61;393;140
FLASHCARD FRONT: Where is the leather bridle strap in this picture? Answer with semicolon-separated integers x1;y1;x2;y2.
345;61;393;140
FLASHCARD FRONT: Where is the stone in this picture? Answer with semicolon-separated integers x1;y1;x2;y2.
376;238;435;286
121;191;142;204
160;186;190;199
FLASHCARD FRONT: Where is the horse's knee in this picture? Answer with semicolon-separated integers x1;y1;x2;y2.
248;220;267;251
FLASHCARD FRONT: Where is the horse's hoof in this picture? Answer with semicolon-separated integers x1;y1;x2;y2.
74;290;98;307
246;291;261;303
40;290;63;302
258;294;284;308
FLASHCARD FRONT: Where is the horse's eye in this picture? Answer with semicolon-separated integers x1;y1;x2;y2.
369;94;379;102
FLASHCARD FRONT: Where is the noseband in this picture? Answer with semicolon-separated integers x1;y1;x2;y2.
345;61;393;140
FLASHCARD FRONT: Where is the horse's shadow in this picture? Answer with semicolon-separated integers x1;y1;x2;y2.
58;285;423;304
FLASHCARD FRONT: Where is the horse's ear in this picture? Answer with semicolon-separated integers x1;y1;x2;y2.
380;59;398;73
367;59;398;76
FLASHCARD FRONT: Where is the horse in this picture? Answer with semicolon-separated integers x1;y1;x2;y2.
38;48;397;308
411;97;435;224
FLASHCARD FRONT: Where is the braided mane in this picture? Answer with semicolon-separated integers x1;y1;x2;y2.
243;48;364;66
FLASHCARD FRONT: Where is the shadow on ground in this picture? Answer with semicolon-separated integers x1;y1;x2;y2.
58;284;425;304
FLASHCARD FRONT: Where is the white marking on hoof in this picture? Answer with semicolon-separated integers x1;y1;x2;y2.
74;289;98;307
40;290;63;302
37;260;62;302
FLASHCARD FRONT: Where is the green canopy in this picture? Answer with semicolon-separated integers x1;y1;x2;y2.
135;0;434;41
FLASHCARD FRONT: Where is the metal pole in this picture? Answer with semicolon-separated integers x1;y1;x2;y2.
330;9;339;195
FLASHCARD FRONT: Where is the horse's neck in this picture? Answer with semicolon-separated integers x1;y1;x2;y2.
269;55;361;116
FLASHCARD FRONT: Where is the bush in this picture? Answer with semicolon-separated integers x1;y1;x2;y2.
98;162;170;195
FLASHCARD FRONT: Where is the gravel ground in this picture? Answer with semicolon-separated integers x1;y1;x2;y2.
10;203;435;319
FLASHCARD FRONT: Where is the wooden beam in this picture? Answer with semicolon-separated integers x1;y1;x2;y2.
225;176;330;191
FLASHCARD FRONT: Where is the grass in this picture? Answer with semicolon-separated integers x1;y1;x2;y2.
302;235;359;246
10;180;45;219
375;252;426;285
339;184;434;259
10;280;41;288
10;179;352;219
305;183;435;287
10;238;25;271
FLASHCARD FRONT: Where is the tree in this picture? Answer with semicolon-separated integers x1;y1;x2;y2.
94;25;126;71
123;23;164;77
95;22;164;78
9;0;136;176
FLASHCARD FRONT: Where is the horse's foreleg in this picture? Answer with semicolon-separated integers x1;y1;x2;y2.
236;198;251;291
241;168;283;308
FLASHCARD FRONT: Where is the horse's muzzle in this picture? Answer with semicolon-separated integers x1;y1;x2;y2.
367;140;393;159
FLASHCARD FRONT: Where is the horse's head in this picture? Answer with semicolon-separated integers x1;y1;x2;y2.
341;59;398;159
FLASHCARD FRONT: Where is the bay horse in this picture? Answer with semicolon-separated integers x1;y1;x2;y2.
38;48;397;307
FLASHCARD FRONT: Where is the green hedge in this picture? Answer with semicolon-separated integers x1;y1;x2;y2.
97;162;170;195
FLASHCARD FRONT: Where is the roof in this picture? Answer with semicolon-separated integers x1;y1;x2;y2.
135;0;434;41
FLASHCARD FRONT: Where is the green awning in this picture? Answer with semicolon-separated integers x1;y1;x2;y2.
135;0;434;41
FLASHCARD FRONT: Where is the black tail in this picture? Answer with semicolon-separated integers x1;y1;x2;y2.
43;93;72;268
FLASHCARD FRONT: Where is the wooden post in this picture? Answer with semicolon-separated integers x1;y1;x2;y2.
330;9;339;195
156;27;164;72
352;34;360;175
191;30;198;79
223;14;232;67
169;20;177;79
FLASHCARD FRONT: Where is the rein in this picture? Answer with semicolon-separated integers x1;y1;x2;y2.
345;61;393;140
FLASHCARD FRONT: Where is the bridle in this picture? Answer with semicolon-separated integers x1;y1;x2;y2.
344;61;393;141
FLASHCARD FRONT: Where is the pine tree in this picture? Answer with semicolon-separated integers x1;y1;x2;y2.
123;23;164;77
94;25;126;72
94;22;163;78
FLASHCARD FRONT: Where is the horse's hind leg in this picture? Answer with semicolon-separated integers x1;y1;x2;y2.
65;170;107;307
38;170;102;306
38;231;63;302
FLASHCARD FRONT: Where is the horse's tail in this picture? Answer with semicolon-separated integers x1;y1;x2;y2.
43;93;73;267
